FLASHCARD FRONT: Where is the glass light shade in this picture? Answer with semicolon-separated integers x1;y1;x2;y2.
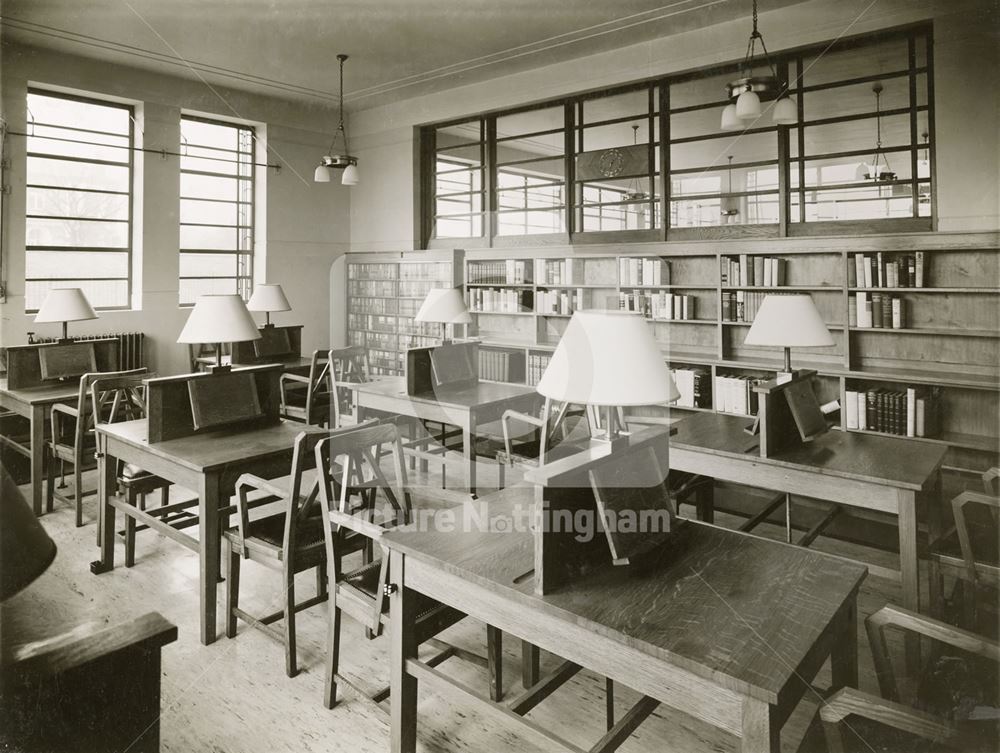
772;96;797;124
736;88;761;119
247;284;291;313
341;163;359;186
744;294;835;348
34;288;97;323
720;103;742;131
177;294;261;344
313;163;332;182
855;162;871;180
414;287;472;324
536;311;679;406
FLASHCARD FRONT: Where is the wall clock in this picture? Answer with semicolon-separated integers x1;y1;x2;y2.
598;148;626;178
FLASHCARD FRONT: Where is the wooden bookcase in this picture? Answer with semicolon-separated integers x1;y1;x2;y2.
345;250;463;376
457;231;999;471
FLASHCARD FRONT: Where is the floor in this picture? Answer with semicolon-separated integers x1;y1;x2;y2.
3;458;974;753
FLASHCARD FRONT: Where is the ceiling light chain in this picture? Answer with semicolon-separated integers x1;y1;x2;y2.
314;53;359;186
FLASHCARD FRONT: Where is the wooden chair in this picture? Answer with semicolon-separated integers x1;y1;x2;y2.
328;346;370;425
280;349;334;426
88;372;181;566
930;468;999;635
491;398;591;488
315;422;498;709
223;422;375;677
46;367;147;527
820;604;999;752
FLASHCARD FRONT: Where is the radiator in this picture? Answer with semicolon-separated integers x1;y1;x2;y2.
29;332;147;371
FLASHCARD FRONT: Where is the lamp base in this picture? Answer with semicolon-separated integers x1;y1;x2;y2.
598;433;631;453
206;364;232;375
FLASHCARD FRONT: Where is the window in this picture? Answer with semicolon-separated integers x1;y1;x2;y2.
420;24;932;246
25;89;134;312
179;115;256;305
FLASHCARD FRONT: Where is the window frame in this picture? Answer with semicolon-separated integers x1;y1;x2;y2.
420;22;934;248
24;88;135;313
178;112;257;306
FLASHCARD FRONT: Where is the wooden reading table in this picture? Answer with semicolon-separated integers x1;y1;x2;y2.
668;411;947;623
383;482;867;752
351;376;539;495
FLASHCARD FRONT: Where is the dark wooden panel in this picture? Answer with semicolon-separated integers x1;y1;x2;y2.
5;339;119;390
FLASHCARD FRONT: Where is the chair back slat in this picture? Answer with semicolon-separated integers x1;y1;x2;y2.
76;368;148;445
328;346;371;426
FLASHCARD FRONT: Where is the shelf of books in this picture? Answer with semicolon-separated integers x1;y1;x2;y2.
346;249;463;376
456;231;999;469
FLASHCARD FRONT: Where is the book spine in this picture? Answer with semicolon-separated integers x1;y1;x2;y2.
906;387;916;437
846;389;859;429
866;390;878;431
891;297;902;329
876;252;884;287
858;391;868;430
872;294;883;328
855;254;864;288
881;295;892;329
915;251;924;287
862;256;873;288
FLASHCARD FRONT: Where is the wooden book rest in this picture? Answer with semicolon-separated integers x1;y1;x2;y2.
231;324;303;364
753;369;827;458
4;339;119;390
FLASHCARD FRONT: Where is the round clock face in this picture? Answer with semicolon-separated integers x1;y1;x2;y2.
599;148;625;178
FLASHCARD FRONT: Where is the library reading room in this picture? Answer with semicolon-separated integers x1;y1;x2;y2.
1;1;998;752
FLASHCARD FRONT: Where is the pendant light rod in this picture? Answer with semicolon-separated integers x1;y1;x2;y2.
741;0;777;80
314;52;359;184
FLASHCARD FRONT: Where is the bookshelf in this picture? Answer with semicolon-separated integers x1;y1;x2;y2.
345;250;463;376
457;231;999;470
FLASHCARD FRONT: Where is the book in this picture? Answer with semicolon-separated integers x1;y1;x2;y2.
872;294;883;328
891;297;903;329
915;251;924;287
754;256;764;287
862;256;873;288
845;389;859;429
880;295;892;329
848;295;858;327
876;252;884;287
906;387;916;437
857;391;868;430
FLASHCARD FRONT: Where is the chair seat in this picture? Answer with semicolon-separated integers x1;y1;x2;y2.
342;560;446;620
225;512;328;563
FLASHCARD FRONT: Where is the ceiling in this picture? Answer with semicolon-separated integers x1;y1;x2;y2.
2;0;807;111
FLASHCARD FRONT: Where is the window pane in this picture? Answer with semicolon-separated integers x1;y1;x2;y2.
802;77;911;121
802;112;912;156
800;37;910;88
180;224;241;250
27;124;130;163
180;198;241;225
671;132;776;171
436;216;483;238
27;93;130;134
181;119;240;150
26;279;129;311
26;250;128;279
27;187;129;220
26;217;128;248
669;70;736;110
180;253;238;278
28;156;129;192
798;185;915;221
180;172;243;201
581;89;651;125
179;277;241;305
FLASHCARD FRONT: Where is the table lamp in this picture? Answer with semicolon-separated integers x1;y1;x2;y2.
743;294;834;379
177;294;261;374
536;310;679;450
247;284;291;328
33;288;97;342
1;462;57;601
414;287;472;343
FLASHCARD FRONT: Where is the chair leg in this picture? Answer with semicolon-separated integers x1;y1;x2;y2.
124;489;139;568
498;461;506;491
160;485;169;506
606;678;615;730
225;540;240;639
316;564;327;598
74;463;84;528
45;446;56;513
284;565;298;678
487;624;503;702
324;570;341;708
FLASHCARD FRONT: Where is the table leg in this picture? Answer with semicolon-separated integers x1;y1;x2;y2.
830;599;858;691
487;624;503;701
29;404;46;516
740;696;779;752
390;552;418;753
463;415;476;497
926;471;945;619
521;641;540;688
199;473;222;645
898;489;920;669
695;476;714;524
89;436;118;575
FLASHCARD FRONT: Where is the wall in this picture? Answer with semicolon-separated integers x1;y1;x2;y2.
345;0;999;254
0;43;350;374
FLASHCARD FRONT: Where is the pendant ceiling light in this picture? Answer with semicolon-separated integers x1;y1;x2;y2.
721;0;796;130
720;155;740;219
855;83;896;182
623;125;649;203
314;54;359;186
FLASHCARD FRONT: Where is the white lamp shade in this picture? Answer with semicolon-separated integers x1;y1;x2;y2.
247;284;291;313
855;162;871;180
744;294;835;348
772;96;797;124
537;311;679;406
720;103;742;131
414;287;472;324
177;294;261;344
736;88;761;119
313;163;332;182
34;288;97;323
341;163;359;186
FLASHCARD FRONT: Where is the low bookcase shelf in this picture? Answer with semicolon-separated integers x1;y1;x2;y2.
451;230;998;469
